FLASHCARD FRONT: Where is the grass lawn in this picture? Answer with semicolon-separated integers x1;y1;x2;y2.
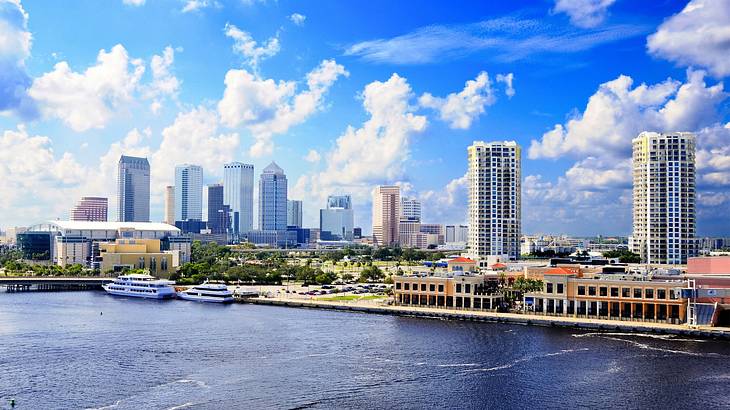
316;294;387;301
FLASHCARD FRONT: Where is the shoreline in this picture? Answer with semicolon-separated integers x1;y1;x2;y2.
240;297;730;340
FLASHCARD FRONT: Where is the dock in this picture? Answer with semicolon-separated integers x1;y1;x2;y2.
0;277;113;292
240;297;730;340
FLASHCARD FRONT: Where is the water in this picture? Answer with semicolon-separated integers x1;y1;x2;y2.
1;292;729;410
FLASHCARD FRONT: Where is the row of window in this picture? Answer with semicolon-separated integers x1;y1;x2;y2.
544;282;679;300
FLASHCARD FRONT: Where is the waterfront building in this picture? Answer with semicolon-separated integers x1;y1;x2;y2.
400;197;421;222
372;185;400;247
320;194;354;241
207;184;229;235
164;186;175;224
258;162;288;231
223;162;254;235
174;164;203;222
117;155;151;222
446;225;469;244
393;274;504;310
70;197;108;222
287;200;303;228
631;132;697;265
100;238;174;276
467;141;521;264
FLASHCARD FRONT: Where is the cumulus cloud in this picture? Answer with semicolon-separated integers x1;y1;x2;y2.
181;0;219;13
122;0;145;6
304;149;320;163
289;13;306;26
552;0;616;28
496;73;515;98
647;0;730;77
0;0;35;117
528;70;726;159
224;23;279;71
419;72;501;129
143;46;181;114
418;173;469;224
28;44;145;132
217;59;348;157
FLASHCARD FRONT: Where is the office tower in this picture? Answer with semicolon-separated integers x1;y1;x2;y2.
258;162;288;231
446;225;469;243
207;184;229;234
117;155;150;222
467;141;521;262
631;132;697;264
223;162;254;235
70;197;108;222
174;164;203;222
353;227;362;239
287;200;303;228
372;186;400;246
401;197;421;222
164;186;175;225
320;194;354;241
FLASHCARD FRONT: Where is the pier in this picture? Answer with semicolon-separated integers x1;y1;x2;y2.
0;277;113;292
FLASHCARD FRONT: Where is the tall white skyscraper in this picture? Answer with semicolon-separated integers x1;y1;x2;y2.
174;164;203;221
164;186;174;224
467;141;521;263
259;162;288;231
400;197;421;222
117;155;150;222
224;162;254;235
631;132;697;265
320;194;354;241
372;186;400;247
287;200;303;228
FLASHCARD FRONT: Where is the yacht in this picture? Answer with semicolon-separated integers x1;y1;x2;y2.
102;273;176;299
177;283;234;303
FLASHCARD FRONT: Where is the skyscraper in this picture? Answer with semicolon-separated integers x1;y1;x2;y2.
223;162;254;235
400;197;421;222
207;184;229;234
446;225;469;243
631;132;697;264
117;155;150;222
320;194;354;241
174;164;203;222
258;162;288;231
467;141;521;263
372;186;400;246
70;197;108;222
164;186;175;225
287;200;303;228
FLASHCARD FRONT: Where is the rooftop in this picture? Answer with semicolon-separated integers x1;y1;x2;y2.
43;221;180;232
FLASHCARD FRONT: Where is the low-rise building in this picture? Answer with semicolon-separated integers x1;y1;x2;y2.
100;239;173;276
393;274;504;311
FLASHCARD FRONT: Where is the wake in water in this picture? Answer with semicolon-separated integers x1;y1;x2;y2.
461;348;590;374
572;332;725;357
573;332;706;342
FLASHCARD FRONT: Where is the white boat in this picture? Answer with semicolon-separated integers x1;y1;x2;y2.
102;273;176;299
177;283;234;303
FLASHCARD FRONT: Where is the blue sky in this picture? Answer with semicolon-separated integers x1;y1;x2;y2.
1;0;729;236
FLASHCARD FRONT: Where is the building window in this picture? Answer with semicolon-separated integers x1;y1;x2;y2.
645;288;654;299
395;283;401;290
465;284;471;294
599;287;607;297
622;287;630;298
456;284;462;293
404;283;410;290
610;287;619;297
578;285;585;296
657;289;666;299
557;283;564;294
588;286;596;296
546;283;553;293
421;284;427;291
429;284;435;292
634;288;642;299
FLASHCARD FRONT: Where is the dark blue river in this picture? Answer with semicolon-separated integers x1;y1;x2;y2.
1;291;729;409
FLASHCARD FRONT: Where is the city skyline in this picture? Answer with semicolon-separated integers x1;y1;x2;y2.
0;1;728;237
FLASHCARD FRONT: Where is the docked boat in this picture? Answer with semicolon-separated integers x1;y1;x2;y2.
102;273;176;299
177;283;234;303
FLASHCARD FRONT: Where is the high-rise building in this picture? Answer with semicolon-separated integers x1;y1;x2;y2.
174;164;203;222
164;186;175;224
320;194;354;241
372;186;400;247
117;155;150;222
400;197;421;222
287;200;303;228
258;162;288;231
207;184;229;235
70;197;108;222
446;225;469;243
223;162;254;235
467;141;521;263
631;132;697;265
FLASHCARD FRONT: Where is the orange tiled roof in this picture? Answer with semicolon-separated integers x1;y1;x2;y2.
545;267;575;275
449;257;476;263
491;263;508;269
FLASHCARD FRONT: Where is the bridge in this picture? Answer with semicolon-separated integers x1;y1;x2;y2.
0;277;114;292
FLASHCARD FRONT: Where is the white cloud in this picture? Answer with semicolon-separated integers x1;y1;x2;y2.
122;0;145;6
217;59;348;157
28;44;145;132
289;13;306;26
418;173;469;224
224;23;279;71
143;46;181;114
181;0;219;13
528;70;726;159
304;149;320;163
496;73;515;98
552;0;616;28
419;71;508;129
647;0;730;77
0;0;35;116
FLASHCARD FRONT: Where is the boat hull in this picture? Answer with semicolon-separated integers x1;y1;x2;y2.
103;285;176;299
177;292;234;303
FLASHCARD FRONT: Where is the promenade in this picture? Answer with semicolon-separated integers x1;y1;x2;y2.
241;296;730;340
